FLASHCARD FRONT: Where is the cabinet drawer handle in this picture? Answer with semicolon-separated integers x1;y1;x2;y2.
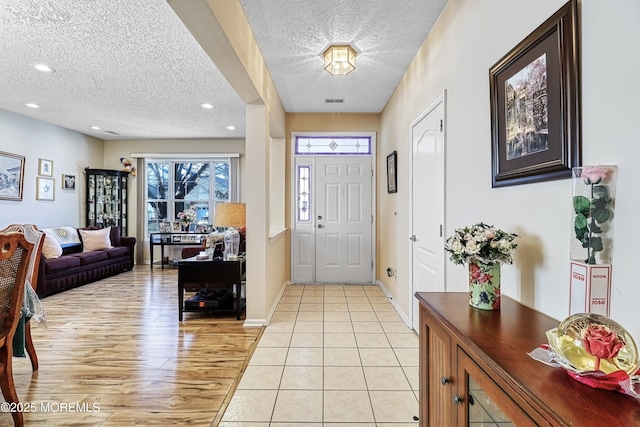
453;394;464;405
440;376;451;385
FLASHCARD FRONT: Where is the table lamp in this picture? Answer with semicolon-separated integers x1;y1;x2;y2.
214;202;246;260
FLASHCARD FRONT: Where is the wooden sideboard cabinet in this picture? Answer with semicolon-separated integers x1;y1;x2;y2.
415;292;640;427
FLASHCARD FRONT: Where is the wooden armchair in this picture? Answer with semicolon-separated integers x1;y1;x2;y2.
0;232;34;427
0;225;44;372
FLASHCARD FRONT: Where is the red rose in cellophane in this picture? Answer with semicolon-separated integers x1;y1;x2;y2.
582;324;625;370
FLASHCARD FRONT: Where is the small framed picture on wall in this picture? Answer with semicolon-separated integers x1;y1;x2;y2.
387;151;397;193
62;174;76;190
38;158;53;176
36;177;55;200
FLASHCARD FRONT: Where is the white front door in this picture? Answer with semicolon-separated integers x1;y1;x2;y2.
411;92;446;331
315;156;373;283
292;155;373;284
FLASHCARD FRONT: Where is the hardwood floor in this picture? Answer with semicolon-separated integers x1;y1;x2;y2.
2;266;262;426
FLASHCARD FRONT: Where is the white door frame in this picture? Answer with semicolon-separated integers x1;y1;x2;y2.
409;91;447;330
290;132;377;284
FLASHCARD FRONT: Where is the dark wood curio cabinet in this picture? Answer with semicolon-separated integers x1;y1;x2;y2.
85;168;129;235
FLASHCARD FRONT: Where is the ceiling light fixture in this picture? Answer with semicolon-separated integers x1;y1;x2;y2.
226;125;236;130
91;126;101;130
34;64;55;73
323;45;357;76
200;103;215;109
25;103;40;108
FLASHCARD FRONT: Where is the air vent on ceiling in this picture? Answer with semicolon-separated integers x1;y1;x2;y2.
104;130;120;135
324;98;344;104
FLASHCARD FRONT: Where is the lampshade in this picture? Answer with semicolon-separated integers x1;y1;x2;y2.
214;202;246;228
323;45;356;76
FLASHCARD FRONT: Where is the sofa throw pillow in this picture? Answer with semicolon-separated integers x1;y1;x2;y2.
79;227;113;252
41;226;82;249
109;226;121;247
41;232;63;259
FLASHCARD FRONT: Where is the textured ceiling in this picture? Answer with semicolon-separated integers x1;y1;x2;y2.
240;0;448;113
0;0;448;140
0;0;245;140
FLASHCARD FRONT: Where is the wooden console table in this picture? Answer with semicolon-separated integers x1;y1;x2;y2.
415;292;640;426
149;232;208;269
177;254;246;321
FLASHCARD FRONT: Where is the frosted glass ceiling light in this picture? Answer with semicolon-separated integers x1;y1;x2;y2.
323;45;356;76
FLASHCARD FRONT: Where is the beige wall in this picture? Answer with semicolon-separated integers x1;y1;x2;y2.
286;113;381;133
0;109;103;228
380;0;640;341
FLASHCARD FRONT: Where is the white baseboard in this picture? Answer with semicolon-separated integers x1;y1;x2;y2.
243;280;291;327
375;280;412;329
243;319;267;328
265;280;292;325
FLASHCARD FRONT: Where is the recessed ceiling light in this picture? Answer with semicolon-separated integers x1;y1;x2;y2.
91;126;101;130
34;64;55;73
226;125;236;130
25;103;40;108
200;103;215;109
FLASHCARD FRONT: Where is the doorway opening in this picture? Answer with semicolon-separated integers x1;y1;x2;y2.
291;133;376;284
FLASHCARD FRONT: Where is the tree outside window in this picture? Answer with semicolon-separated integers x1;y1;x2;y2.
146;159;232;233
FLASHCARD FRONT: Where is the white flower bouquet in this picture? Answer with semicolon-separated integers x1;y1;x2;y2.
444;222;518;266
177;208;198;225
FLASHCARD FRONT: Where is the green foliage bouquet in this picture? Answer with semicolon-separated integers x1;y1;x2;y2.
573;167;614;264
445;223;518;266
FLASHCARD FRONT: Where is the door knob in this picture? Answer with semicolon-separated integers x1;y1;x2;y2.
453;394;464;405
440;376;451;385
317;224;324;228
409;235;417;241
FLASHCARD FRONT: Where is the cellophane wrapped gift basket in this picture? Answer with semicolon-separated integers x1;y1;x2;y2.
529;312;639;398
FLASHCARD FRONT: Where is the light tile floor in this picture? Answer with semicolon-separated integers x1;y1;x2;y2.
220;284;420;426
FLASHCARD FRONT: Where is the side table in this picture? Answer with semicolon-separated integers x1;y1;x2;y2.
150;232;208;269
177;254;246;321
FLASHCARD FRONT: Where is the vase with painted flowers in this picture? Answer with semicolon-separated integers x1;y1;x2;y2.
445;223;518;310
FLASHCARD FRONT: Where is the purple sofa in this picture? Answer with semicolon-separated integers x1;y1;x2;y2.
36;226;136;298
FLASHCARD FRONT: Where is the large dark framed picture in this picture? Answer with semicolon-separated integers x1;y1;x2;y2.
489;0;580;188
387;151;397;193
0;151;25;201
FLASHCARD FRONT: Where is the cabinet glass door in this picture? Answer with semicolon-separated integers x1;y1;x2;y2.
120;175;127;233
85;169;128;235
468;376;513;426
457;349;535;426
